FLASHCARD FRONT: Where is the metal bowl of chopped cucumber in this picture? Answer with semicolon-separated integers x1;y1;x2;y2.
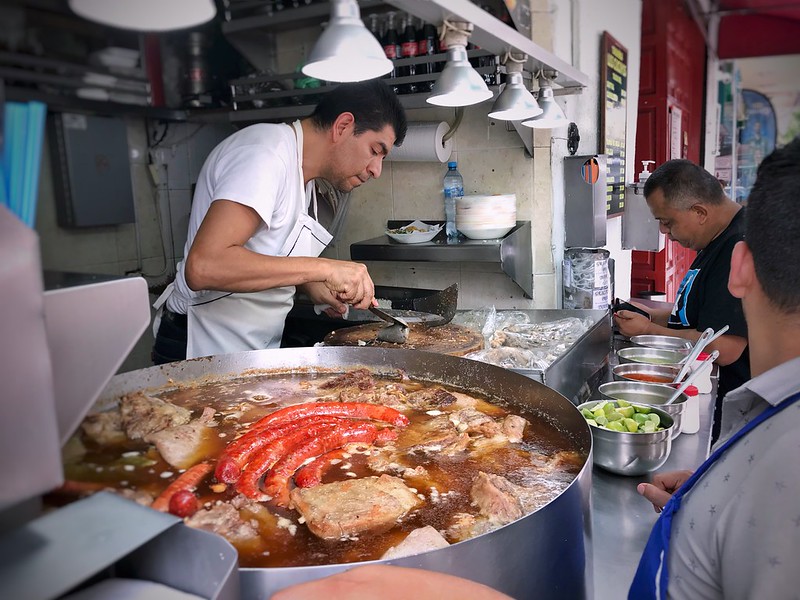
577;399;674;476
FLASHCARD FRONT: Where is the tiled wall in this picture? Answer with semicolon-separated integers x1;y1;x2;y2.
322;104;547;309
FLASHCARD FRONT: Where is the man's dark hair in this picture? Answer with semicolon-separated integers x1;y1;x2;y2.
644;159;726;209
309;79;407;146
746;137;800;313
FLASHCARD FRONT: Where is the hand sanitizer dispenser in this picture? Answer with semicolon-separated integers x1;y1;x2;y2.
623;159;664;251
638;160;654;183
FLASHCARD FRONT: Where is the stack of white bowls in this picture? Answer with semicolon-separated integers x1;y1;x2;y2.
455;194;517;240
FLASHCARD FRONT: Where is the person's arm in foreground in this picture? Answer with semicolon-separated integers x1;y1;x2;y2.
272;565;514;600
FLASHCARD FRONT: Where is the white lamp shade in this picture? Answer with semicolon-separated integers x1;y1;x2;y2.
521;85;568;129
302;0;392;82
69;0;216;31
487;71;542;121
427;46;493;107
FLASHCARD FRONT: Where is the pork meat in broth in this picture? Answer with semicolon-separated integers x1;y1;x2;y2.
55;369;585;567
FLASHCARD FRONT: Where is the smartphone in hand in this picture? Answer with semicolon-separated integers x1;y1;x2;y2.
613;298;651;320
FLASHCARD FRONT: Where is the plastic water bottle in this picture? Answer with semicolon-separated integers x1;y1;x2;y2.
443;161;463;241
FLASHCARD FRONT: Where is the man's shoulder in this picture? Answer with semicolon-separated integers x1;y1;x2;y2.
227;123;292;148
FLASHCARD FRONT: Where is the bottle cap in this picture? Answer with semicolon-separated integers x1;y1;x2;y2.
668;383;699;396
447;161;457;168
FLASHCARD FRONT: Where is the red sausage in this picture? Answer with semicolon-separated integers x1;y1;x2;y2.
152;462;213;512
216;402;409;484
263;424;399;507
293;448;348;489
168;489;199;518
234;420;346;501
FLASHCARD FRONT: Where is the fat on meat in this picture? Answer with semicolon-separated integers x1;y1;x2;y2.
120;392;192;440
470;472;524;524
404;388;456;411
184;501;260;545
381;525;450;560
397;414;470;456
81;410;127;445
144;407;217;469
471;471;552;524
289;475;422;540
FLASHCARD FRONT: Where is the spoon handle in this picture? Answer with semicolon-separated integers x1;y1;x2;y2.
704;324;730;347
666;350;719;404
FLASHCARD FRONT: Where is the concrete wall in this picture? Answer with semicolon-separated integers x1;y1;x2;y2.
34;120;233;372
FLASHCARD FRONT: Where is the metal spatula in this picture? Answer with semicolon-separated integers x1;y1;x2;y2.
370;305;410;343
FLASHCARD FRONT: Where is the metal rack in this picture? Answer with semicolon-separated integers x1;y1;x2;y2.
228;48;498;119
350;220;533;298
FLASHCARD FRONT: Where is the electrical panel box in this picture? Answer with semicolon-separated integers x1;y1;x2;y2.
564;154;607;248
49;113;135;228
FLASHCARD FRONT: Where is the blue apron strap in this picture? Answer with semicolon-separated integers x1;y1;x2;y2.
628;390;800;600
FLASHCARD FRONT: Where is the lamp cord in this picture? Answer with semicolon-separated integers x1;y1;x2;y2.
439;18;472;47
442;107;464;143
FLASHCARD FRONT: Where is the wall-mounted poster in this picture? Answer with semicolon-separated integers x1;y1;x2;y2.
600;31;628;217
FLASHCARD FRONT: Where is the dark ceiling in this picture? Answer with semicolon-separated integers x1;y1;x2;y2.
712;0;800;58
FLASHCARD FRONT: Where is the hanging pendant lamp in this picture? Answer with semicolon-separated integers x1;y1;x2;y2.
302;0;392;82
68;0;216;31
427;21;492;107
522;72;569;129
488;53;542;121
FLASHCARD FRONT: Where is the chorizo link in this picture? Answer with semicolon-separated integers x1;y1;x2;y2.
152;462;213;512
234;420;346;501
216;402;409;483
263;424;399;507
293;448;348;489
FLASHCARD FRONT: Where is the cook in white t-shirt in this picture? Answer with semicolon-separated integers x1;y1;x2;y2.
152;80;406;361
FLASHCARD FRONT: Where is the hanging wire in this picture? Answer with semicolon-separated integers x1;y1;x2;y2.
442;107;464;143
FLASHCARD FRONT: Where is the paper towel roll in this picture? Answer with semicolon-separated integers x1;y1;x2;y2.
386;121;453;163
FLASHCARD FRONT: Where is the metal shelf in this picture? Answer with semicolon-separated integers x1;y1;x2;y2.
4;86;188;121
387;0;589;92
221;0;588;93
350;220;533;298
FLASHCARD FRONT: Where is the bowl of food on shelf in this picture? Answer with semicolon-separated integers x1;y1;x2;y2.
617;346;687;366
385;220;442;244
578;399;674;475
598;381;687;439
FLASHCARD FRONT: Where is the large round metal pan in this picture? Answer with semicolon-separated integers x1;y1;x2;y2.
98;347;594;600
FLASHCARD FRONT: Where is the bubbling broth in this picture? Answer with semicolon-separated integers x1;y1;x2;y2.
57;370;587;567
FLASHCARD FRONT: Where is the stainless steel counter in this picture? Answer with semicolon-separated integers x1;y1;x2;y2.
590;337;715;599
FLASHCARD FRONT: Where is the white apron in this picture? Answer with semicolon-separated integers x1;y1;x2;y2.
154;121;332;359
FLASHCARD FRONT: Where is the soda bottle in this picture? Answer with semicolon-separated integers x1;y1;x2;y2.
399;12;419;94
381;11;401;94
442;161;463;242
418;19;439;91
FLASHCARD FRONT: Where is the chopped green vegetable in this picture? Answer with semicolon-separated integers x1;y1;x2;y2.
582;401;666;433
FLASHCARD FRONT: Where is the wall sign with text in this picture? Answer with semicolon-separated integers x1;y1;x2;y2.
600;31;628;217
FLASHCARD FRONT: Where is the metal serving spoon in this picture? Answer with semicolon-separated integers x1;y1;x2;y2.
370;305;410;344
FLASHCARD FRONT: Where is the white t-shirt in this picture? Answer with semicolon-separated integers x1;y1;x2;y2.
167;122;307;314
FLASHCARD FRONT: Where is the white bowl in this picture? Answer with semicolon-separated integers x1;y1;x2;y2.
458;224;515;240
385;221;442;244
